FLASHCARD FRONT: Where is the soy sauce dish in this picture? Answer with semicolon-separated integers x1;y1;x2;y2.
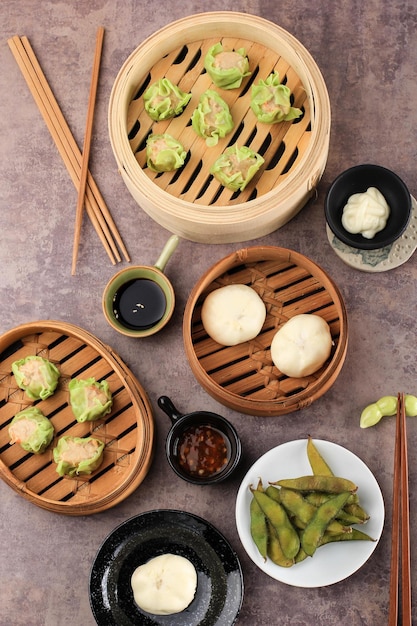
158;396;242;485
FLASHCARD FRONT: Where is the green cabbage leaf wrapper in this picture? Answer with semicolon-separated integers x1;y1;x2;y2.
69;377;113;423
251;72;302;123
143;78;192;121
53;436;105;477
210;144;265;192
204;43;251;89
146;133;187;172
191;90;234;147
12;355;60;400
9;407;54;454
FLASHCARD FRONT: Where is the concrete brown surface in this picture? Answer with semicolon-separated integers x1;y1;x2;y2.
1;1;416;624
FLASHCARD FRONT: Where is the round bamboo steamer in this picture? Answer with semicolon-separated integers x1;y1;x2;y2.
109;12;331;243
183;247;348;416
0;321;154;515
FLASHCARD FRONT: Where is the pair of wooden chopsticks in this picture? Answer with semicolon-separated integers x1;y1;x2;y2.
389;392;412;625
7;30;130;273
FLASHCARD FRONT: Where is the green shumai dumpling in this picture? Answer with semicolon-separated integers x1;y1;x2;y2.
210;144;265;192
146;133;187;172
250;72;302;123
143;77;192;121
9;407;54;454
69;377;113;423
191;90;234;147
12;355;60;401
204;42;251;89
53;436;105;477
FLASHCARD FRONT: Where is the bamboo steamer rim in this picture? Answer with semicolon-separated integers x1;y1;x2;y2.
108;11;331;231
183;246;348;416
0;320;154;514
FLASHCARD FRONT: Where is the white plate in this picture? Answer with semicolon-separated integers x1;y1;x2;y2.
235;439;385;587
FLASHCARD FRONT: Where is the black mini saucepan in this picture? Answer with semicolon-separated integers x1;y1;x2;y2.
158;395;242;485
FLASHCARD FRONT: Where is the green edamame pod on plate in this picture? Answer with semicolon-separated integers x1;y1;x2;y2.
279;487;350;535
265;485;281;503
266;519;294;567
343;502;370;523
249;480;268;560
305;491;359;507
320;527;376;545
273;475;358;494
307;437;333;476
301;491;351;557
250;495;268;561
251;488;300;560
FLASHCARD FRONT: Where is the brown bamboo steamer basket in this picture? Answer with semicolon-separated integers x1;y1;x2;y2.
183;247;348;416
0;321;154;515
108;12;331;243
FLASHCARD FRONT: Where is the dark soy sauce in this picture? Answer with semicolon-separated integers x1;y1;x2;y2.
113;278;166;330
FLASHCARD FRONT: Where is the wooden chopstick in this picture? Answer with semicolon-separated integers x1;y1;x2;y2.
7;35;118;265
400;393;412;624
389;392;412;625
71;26;105;275
7;34;130;268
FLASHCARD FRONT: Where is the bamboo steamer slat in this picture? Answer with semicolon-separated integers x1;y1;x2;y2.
0;321;154;515
183;247;348;416
109;12;331;243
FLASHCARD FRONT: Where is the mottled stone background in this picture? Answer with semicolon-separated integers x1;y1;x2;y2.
1;1;416;624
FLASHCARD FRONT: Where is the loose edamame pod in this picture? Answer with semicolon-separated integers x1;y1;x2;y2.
375;396;397;416
273;475;358;494
405;394;417;417
360;393;417;428
301;491;351;556
250;487;300;560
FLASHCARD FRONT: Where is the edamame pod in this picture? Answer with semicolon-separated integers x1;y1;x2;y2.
360;393;417;428
273;475;358;494
304;491;363;524
405;394;417;417
250;493;268;561
320;527;375;545
304;491;359;507
301;491;351;556
279;487;351;535
250;488;300;560
344;502;370;523
375;396;397;416
265;485;281;503
266;519;294;567
307;437;333;476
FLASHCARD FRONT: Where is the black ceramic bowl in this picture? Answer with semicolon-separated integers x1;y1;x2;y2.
325;164;412;250
158;396;242;485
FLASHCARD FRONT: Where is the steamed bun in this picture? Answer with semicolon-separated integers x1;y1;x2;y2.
201;284;266;346
271;314;332;377
131;554;197;615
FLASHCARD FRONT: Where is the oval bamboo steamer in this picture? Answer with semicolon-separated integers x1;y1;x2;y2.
183;247;348;416
109;12;331;243
0;321;154;515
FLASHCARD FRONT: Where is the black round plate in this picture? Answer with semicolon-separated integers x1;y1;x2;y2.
89;510;244;625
